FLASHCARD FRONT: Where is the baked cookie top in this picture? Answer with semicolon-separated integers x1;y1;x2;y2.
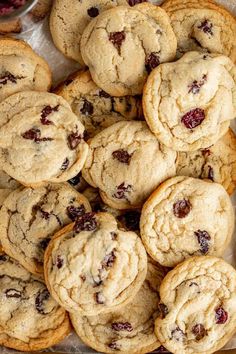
143;51;236;151
55;70;143;139
0;91;88;185
162;0;236;62
0;37;51;102
82;121;177;209
0;254;70;352
81;3;177;96
155;256;236;354
176;128;236;195
0;183;91;275
140;176;234;267
44;212;147;315
70;260;165;354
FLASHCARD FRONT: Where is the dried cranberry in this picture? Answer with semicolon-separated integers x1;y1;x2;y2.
74;212;97;232
87;6;99;17
113;183;132;200
40;105;59;125
181;108;205;129
188;75;207;94
95;292;105;304
117;211;140;231
80;99;94;116
111;232;118;240
111;322;133;332
198;19;213;35
40;209;50;220
112;149;132;164
127;0;147;5
56;255;64;269
0;71;23;85
201;149;211;157
0;4;14;15
67;129;83;150
35;289;50;314
109;31;126;54
159;303;168;318
39;237;51;250
215;307;228;324
173;199;192;218
207;166;214;181
5;289;22;298
145;52;160;74
99;90;110;98
192;324;207;340
9;0;26;7
61;158;69;171
102;250;116;268
171;327;185;341
22;128;53;143
67;205;86;221
0;255;7;262
108;341;120;350
68;173;81;186
80;275;86;282
194;230;211;254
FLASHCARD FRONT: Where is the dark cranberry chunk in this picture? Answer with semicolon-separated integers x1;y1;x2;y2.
22;128;53;143
80;99;94;116
80;275;86;282
192;324;207;340
95;292;105;304
198;19;213;35
188;74;207;94
0;4;14;15
39;237;51;251
108;341;120;350
61;158;69;171
68;173;81;186
68;129;83;150
40;105;59;125
111;232;118;240
207;166;214;181
0;71;24;85
127;0;147;5
113;183;132;200
171;327;185;341
109;31;126;54
56;255;64;269
67;205;86;221
194;230;211;254
145;52;160;74
201;149;211;157
40;209;50;220
159;303;168;318
0;255;7;262
5;288;22;298
74;212;97;232
117;211;141;231
112;149;132;164
87;6;99;17
215;307;228;324
35;289;50;314
173;199;192;218
102;250;116;268
99;90;110;98
112;322;133;332
181;108;205;129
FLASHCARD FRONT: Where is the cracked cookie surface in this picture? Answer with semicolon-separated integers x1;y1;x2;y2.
143;51;236;151
140;176;234;267
155;256;236;354
82;121;177;209
0;183;91;275
80;3;177;96
70;260;164;354
44;212;147;315
162;0;236;62
0;91;88;186
0;254;70;351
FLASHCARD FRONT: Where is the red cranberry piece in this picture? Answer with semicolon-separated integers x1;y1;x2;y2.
68;173;81;186
80;99;94;116
201;149;211;157
111;322;133;332
40;209;50;220
0;255;7;262
111;232;118;240
40;105;59;125
74;212;97;232
22;128;53;143
173;199;192;218
80;275;86;282
5;288;22;298
215;307;228;324
35;289;50;314
127;0;147;5
171;327;185;341
0;4;14;15
61;158;69;171
194;230;211;254
117;211;140;231
99;90;110;98
87;6;99;17
9;0;26;7
192;324;207;340
145;52;160;74
207;166;214;181
108;341;120;350
67;205;86;221
159;303;169;319
102;249;116;268
67;130;83;150
39;237;51;251
198;19;213;35
109;31;126;54
95;292;105;304
188;74;207;94
113;183;132;200
181;108;205;129
112;149;132;164
0;71;23;85
56;255;64;269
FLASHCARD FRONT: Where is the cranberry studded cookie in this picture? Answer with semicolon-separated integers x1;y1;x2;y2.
80;3;177;96
0;254;70;352
82;121;177;210
0;91;88;186
0;183;91;275
0;38;51;103
44;212;147;315
55;70;143;139
143;51;236;151
140;176;234;267
155;256;236;354
176;129;236;195
70;260;165;354
162;0;236;62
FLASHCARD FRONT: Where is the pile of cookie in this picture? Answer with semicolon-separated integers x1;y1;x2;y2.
0;0;236;353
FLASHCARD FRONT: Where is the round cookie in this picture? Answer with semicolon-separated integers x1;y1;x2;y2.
0;38;51;103
176;129;236;195
44;212;147;315
82;121;177;210
155;256;236;354
0;253;70;352
81;4;177;96
0;91;88;186
140;176;234;267
143;51;236;151
55;70;143;139
0;183;91;275
70;260;165;354
162;0;236;62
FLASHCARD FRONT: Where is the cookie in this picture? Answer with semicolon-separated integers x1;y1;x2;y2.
55;70;143;139
176;129;236;195
0;91;88;186
82;121;177;210
0;170;20;190
155;256;236;354
0;254;70;352
0;38;51;102
143;51;236;151
162;0;236;62
70;260;165;354
0;183;91;275
140;176;234;267
44;212;147;315
80;3;177;96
